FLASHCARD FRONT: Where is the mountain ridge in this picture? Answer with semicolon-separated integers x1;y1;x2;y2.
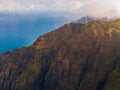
0;19;120;90
73;16;119;24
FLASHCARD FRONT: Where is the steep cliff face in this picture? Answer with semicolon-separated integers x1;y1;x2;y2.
0;19;120;90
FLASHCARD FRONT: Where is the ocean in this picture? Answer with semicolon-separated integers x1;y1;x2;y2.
0;13;70;53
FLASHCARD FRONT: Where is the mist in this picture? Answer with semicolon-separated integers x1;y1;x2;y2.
80;0;120;18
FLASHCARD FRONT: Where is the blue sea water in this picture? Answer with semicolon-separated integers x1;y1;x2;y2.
0;13;71;54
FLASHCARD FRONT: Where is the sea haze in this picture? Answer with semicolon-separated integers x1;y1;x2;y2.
0;12;70;54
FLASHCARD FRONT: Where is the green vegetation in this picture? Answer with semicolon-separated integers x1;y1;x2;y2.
0;19;120;90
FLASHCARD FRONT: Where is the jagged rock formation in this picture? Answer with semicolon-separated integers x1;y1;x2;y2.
0;19;120;90
73;16;116;24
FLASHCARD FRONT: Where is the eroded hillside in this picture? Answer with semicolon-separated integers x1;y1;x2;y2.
0;20;120;90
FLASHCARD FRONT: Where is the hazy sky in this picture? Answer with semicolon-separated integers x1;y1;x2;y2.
0;0;120;18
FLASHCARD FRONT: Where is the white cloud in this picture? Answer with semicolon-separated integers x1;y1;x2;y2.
0;0;120;18
0;0;83;12
81;0;120;18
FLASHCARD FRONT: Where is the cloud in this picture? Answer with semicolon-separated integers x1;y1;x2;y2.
0;0;120;18
81;0;120;18
0;0;83;12
0;0;45;12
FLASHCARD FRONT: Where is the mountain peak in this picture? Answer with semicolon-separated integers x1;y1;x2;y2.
73;16;117;24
